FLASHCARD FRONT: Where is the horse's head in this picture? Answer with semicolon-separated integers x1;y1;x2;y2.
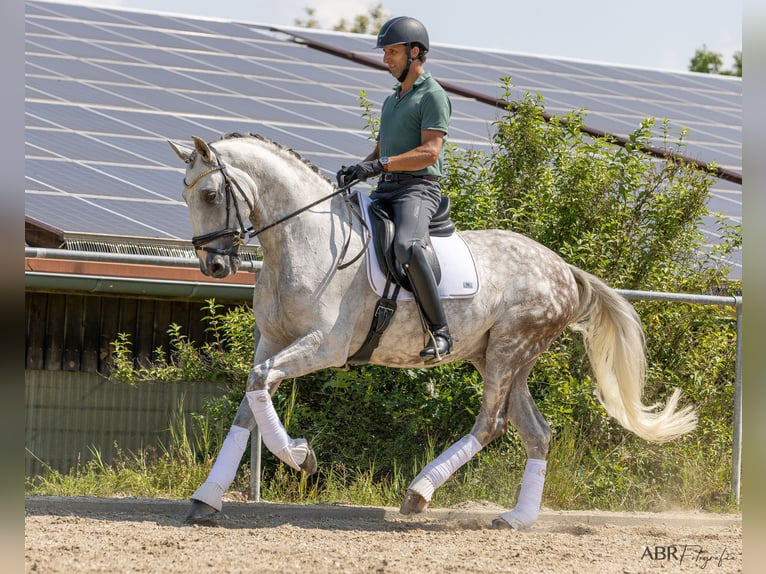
169;136;257;278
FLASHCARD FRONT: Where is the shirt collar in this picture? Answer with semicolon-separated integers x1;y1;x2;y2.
393;71;432;91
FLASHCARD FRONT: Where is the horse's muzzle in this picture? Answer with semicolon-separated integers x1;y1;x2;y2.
202;252;240;278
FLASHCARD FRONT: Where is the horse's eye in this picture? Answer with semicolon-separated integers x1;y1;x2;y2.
202;189;218;204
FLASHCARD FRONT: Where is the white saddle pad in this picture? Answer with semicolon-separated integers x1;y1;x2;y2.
356;190;480;301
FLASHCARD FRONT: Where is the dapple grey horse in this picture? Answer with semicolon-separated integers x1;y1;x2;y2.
168;133;697;529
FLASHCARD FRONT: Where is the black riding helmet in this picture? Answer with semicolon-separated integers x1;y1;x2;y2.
375;16;430;82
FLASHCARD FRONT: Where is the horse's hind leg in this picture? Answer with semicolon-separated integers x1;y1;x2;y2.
491;365;551;530
400;355;552;531
400;433;484;515
400;353;536;517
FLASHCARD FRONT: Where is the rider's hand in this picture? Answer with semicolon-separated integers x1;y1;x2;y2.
341;159;384;183
336;165;355;188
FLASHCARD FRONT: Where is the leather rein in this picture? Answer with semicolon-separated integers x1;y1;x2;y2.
184;145;369;270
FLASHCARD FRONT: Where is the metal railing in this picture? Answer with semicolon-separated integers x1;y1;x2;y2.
617;289;743;503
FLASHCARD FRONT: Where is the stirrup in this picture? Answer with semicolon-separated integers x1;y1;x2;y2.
419;328;453;361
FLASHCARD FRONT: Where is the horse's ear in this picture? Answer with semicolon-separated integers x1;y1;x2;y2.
191;136;214;164
168;140;193;163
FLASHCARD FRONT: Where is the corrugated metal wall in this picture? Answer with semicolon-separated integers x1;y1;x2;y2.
25;370;228;476
25;291;246;477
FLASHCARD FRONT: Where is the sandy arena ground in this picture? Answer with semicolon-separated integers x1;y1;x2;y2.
25;496;742;573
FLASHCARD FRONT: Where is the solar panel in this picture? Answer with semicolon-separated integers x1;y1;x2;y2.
27;129;135;164
24;0;741;279
26;158;179;201
26;192;190;238
31;0;128;24
28;55;138;85
26;35;137;61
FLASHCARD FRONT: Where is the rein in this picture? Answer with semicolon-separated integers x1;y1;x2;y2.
186;145;369;269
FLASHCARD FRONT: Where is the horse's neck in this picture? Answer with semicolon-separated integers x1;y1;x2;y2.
237;144;344;277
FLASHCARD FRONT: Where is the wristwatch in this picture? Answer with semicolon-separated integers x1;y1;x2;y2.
380;156;391;172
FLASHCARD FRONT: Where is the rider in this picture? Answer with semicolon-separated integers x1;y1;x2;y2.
338;16;453;360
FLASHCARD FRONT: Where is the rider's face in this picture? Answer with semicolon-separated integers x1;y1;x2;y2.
382;44;418;79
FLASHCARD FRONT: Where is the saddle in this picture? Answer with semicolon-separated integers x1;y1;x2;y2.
347;195;457;365
368;195;456;292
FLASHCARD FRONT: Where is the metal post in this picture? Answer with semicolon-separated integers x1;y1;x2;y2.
250;428;262;502
731;298;743;503
619;289;743;504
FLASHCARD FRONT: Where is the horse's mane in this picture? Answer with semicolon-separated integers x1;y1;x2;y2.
219;132;334;186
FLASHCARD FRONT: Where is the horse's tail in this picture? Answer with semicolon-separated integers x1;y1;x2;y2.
567;265;697;442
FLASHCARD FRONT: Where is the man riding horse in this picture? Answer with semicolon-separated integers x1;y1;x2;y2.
338;16;454;360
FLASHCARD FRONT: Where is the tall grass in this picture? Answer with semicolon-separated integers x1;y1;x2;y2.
26;398;224;499
26;405;738;514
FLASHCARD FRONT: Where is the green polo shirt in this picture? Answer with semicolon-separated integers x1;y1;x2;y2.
377;71;452;177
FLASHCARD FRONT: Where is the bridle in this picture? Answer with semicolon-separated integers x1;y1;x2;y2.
184;145;255;259
184;144;368;269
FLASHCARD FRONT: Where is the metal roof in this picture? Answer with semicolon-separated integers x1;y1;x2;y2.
25;0;741;278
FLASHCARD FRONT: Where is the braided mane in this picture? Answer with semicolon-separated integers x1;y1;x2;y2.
220;132;333;186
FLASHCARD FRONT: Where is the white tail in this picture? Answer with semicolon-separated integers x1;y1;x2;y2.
568;266;697;442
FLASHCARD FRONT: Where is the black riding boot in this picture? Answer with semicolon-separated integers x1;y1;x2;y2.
404;247;453;360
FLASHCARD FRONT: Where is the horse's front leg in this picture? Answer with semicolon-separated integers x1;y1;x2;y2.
185;395;260;523
186;329;337;523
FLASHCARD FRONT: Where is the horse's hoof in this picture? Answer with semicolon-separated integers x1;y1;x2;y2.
184;499;219;525
300;444;317;475
399;489;430;515
491;514;527;530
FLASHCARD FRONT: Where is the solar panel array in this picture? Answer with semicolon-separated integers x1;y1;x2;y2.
25;1;741;276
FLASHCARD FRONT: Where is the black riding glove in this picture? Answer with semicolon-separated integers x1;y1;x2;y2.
339;159;384;184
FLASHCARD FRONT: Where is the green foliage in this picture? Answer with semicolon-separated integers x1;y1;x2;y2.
100;82;740;512
277;363;483;475
110;299;253;386
294;3;390;35
689;45;742;77
444;79;737;293
331;3;389;34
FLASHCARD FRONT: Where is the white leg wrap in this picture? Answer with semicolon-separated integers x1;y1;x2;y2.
190;481;225;511
206;424;250;490
409;434;483;501
191;424;250;510
496;458;547;529
246;389;306;471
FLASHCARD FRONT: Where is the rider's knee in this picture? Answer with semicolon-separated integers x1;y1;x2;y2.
394;240;413;265
395;239;426;266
